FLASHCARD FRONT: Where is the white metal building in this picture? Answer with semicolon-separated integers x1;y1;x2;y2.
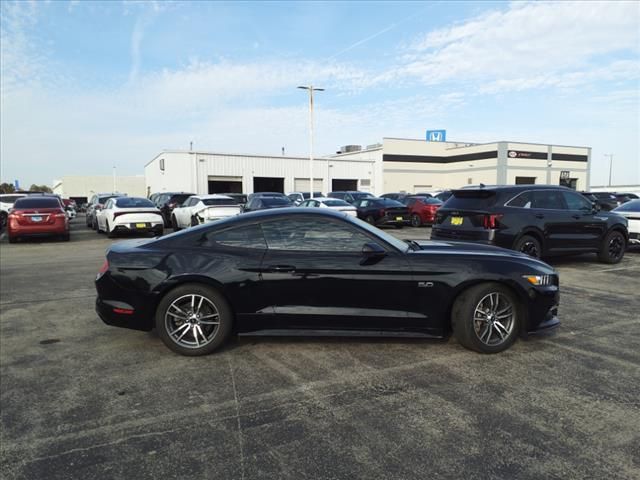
52;175;146;203
331;137;591;193
144;151;376;196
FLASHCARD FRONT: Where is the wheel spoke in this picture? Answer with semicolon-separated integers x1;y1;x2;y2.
195;296;205;315
482;324;493;342
494;322;508;339
168;323;190;336
193;326;199;346
170;303;189;316
176;325;191;343
196;325;207;343
199;313;219;320
191;295;196;310
199;320;220;325
167;311;188;320
496;305;512;315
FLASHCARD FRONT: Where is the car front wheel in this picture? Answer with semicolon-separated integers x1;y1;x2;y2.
452;283;520;353
411;214;422;227
156;284;232;356
598;230;625;264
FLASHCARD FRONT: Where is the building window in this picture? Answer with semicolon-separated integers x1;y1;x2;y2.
159;158;165;171
515;176;536;185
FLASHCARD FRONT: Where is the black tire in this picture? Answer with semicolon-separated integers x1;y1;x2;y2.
395;223;404;229
172;216;181;232
365;215;375;225
191;215;198;227
8;235;18;244
514;234;542;258
0;212;7;230
598;230;626;264
155;284;233;356
452;282;521;354
61;233;70;242
411;213;422;227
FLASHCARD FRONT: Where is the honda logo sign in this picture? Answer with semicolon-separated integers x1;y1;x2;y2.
426;130;446;142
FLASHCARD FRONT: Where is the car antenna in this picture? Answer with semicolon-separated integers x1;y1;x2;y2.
479;183;485;188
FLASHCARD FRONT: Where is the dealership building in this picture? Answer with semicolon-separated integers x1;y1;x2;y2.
144;137;591;196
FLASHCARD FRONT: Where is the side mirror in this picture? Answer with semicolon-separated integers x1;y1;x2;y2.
592;202;601;213
362;242;386;258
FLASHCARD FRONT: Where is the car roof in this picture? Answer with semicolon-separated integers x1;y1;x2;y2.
453;184;574;193
193;194;234;200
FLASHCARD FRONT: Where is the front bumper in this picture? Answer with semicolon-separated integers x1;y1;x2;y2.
524;286;560;336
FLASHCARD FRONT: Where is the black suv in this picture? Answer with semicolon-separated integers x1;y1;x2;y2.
431;185;628;263
579;191;620;211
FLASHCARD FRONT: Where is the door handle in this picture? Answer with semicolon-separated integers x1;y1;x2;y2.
266;265;296;273
534;214;545;219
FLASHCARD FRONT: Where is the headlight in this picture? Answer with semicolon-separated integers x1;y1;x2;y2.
523;274;553;286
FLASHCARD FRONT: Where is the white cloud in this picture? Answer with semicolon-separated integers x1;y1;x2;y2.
400;1;640;88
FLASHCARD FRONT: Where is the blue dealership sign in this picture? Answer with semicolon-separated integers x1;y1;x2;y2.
426;130;446;142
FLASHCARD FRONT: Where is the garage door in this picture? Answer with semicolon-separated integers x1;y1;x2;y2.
254;177;284;193
208;176;243;194
293;178;324;193
332;179;358;191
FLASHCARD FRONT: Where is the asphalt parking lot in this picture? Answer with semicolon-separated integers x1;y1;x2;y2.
1;216;639;480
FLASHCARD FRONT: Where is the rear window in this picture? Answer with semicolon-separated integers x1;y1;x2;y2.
614;200;640;212
263;197;292;206
410;196;442;205
13;197;61;209
98;195;119;204
444;190;498;209
115;197;155;208
202;198;239;206
352;192;375;200
593;192;616;199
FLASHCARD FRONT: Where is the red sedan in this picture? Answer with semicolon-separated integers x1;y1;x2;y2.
7;196;70;243
405;195;443;227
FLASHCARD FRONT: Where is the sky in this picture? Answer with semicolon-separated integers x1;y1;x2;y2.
1;0;639;188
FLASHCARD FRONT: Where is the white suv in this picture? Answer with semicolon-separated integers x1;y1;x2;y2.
0;193;27;230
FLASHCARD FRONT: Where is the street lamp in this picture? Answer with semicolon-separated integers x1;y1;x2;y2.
604;154;613;187
298;85;324;198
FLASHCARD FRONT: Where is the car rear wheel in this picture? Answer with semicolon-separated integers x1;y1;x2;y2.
598;230;625;264
8;235;18;244
155;284;232;356
172;215;181;232
191;215;198;227
411;213;422;227
365;215;375;225
106;221;116;238
452;283;520;353
0;212;7;230
61;233;70;242
514;235;541;258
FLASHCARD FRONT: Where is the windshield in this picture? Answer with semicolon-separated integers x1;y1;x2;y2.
352;192;375;200
263;197;292;206
322;199;351;207
302;192;323;199
348;216;409;253
115;197;155;208
613;199;640;212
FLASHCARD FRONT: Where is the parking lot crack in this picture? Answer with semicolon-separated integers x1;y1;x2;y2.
227;356;246;480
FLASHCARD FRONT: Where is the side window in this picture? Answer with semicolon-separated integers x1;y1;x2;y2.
562;191;592;211
532;190;565;210
406;199;416;207
104;199;112;209
346;194;354;203
201;224;266;249
506;191;533;208
261;218;372;252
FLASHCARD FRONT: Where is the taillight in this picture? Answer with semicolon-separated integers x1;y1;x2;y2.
483;214;503;229
97;259;109;278
55;210;67;218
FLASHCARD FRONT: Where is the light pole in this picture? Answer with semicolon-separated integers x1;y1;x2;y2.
604;154;613;187
298;85;324;198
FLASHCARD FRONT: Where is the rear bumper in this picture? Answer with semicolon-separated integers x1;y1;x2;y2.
8;223;68;237
376;215;411;226
95;273;156;331
628;231;640;245
111;222;163;235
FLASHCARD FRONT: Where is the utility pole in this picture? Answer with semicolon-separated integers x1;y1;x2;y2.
604;154;613;187
112;165;116;192
297;85;324;198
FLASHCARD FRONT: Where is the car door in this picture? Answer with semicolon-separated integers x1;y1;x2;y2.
98;199;110;230
531;190;574;253
561;190;607;250
258;216;418;332
175;198;195;228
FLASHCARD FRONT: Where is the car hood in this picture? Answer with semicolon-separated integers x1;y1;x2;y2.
409;239;555;270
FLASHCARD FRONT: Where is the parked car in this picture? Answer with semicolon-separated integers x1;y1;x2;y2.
86;193;125;230
298;197;357;216
95;208;560;356
286;192;324;205
614;192;639;204
353;197;410;228
243;196;293;212
612;199;640;246
171;195;241;230
96;197;163;238
217;193;248;207
404;196;443;227
153;192;195;227
432;185;628;263
247;192;286;201
0;193;28;230
380;193;410;202
328;191;376;205
7;196;70;243
435;191;453;202
579;191;620;211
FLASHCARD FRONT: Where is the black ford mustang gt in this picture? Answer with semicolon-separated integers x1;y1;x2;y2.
95;208;560;356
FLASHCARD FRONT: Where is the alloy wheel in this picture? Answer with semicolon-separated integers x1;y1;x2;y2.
164;294;220;349
608;235;624;260
473;292;515;347
520;241;539;258
411;214;421;227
